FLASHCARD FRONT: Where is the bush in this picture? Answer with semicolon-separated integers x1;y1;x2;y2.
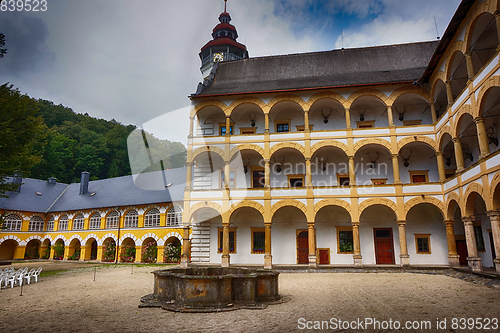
41;247;50;259
163;242;181;263
120;244;136;263
52;242;64;260
141;241;157;263
102;239;116;262
69;251;80;260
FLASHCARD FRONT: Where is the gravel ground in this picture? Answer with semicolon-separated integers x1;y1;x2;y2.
1;263;499;332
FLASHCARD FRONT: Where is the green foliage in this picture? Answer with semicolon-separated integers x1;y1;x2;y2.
52;242;65;260
141;241;157;263
163;242;181;263
41;247;50;259
102;239;116;262
119;244;136;263
0;84;46;196
69;251;80;260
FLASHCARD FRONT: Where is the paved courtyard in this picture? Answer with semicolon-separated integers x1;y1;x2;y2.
1;262;499;332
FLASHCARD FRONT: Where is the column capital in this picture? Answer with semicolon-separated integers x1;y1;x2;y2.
303;109;309;114
452;137;460;143
396;220;406;226
462;216;475;225
445;80;452;86
264;222;272;228
351;221;360;227
386;105;392;110
264;159;270;163
487;210;500;220
391;153;399;159
435;151;443;157
307;221;315;227
443;219;455;226
464;51;472;58
305;157;311;162
474;116;485;124
348;155;355;160
226;114;231;119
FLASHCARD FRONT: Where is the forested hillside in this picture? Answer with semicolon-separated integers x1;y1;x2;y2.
29;98;186;184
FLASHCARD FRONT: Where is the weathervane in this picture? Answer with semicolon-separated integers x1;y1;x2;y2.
224;0;227;12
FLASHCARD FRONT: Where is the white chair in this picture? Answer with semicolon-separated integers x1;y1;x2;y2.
32;267;42;283
7;271;21;288
24;268;35;285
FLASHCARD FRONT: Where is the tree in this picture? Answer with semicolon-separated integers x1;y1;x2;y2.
0;84;46;196
0;33;6;58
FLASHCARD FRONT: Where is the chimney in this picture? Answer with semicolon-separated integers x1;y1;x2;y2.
79;171;90;195
12;173;22;193
48;177;57;185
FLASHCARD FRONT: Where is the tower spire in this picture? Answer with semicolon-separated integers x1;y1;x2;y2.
224;0;227;13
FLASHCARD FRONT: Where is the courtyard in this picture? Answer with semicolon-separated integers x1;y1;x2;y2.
0;262;499;332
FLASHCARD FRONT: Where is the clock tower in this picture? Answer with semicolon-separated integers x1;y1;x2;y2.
199;0;248;79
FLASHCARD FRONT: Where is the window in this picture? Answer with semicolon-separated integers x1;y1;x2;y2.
251;228;265;254
29;216;44;231
144;208;160;227
337;173;350;186
409;170;429;183
167;206;183;226
415;234;431;254
336;226;354;254
252;169;265;188
217;227;236;253
106;211;120;229
124;210;138;228
46;216;54;231
275;121;290;133
287;174;304;187
3;214;22;231
371;178;387;185
356;120;375;128
239;127;256;135
220;170;236;188
73;214;84;230
474;224;485;251
219;122;234;135
89;213;101;229
58;215;69;231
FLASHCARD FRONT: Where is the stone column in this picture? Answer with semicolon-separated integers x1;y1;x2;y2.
436;151;446;182
156;245;165;263
351;221;362;266
392;154;401;184
387;106;394;127
39;244;49;259
180;226;190;268
304;110;310;132
487;211;500;272
134;246;142;263
49;246;55;260
225;115;231;136
452;137;465;172
264;113;270;133
430;103;437;123
189;116;194;138
474;117;490;159
13;246;26;260
348;156;356;185
221;223;230;267
186;162;193;190
224;161;230;188
305;158;312;187
96;246;103;262
464;52;475;81
444;219;460;267
308;222;317;267
264;223;272;269
397;220;410;266
345;108;351;129
63;246;70;261
80;246;87;262
446;80;454;106
462;216;482;272
264;159;271;188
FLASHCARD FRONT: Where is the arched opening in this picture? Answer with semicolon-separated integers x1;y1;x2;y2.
141;237;158;263
315;205;351;265
238;149;264;189
479;86;500;155
68;239;81;260
311;146;349;187
350;96;387;128
52;239;65;260
432;79;448;119
194;105;226;137
309;98;345;131
231;103;265;135
439;132;457;178
359;204;398;265
120;237;136;263
271;206;307;264
406;203;447;265
84;238;98;260
192;150;225;190
163;236;181;263
469;13;499;76
398;142;438;183
191;207;223;264
0;239;18;260
102;238;116;262
24;239;41;259
465;192;494;268
41;239;51;259
456;113;480;169
270;147;306;188
269;101;304;134
392;93;432;126
229;206;264;264
448;52;468;102
447;199;467;266
354;144;393;185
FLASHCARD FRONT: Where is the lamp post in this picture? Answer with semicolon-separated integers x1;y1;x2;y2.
115;207;121;264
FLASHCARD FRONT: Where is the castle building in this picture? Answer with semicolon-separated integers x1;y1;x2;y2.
181;0;500;272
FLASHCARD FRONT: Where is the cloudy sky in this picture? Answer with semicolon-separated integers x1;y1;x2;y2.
0;0;461;144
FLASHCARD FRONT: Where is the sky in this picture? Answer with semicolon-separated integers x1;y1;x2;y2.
0;0;462;145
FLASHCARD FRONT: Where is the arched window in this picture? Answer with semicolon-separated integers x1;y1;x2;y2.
166;206;183;226
73;213;84;230
144;208;160;227
124;210;138;228
4;214;22;231
46;216;55;231
58;215;69;231
89;213;101;229
29;216;44;231
106;211;120;229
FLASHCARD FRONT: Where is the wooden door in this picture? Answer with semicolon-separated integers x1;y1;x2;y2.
489;231;496;261
374;228;395;264
456;240;468;265
297;231;309;264
318;249;330;265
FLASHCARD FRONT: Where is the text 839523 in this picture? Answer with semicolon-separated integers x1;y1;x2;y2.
1;0;47;12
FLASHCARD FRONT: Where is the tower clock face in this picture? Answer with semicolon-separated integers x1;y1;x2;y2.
213;52;224;62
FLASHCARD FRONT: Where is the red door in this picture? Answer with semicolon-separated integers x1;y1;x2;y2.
489;231;496;261
456;240;468;265
297;231;309;264
374;228;395;264
318;249;329;265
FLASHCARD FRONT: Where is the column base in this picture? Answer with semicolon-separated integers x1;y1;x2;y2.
180;255;189;268
448;254;460;268
264;254;272;269
400;254;410;267
353;255;362;267
494;259;500;273
221;255;230;268
467;257;482;272
308;254;317;268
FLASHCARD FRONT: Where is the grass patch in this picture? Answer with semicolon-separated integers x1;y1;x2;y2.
40;270;68;278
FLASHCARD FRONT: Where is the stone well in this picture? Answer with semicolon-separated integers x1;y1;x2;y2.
139;267;282;312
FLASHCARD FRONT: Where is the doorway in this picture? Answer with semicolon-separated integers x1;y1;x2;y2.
374;228;395;264
296;230;308;264
456;239;468;266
